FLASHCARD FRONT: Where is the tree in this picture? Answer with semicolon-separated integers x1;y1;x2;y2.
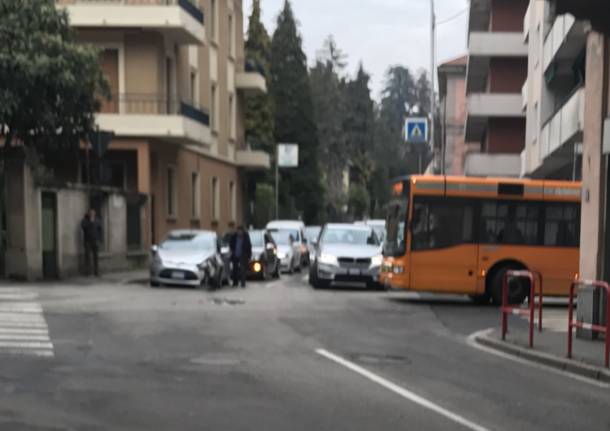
348;184;369;221
310;35;348;221
244;0;274;157
270;0;322;223
345;64;375;189
0;0;108;169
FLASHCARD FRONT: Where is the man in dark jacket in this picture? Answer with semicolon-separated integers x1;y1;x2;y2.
81;209;102;277
229;226;252;288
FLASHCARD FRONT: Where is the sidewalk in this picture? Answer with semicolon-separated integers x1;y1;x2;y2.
475;305;610;383
65;269;149;286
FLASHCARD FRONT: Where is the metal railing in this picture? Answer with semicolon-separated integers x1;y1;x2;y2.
100;93;209;126
501;270;544;348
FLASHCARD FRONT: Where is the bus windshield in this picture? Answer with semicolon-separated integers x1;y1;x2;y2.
384;195;408;257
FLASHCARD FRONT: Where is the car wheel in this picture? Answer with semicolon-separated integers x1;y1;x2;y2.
469;293;491;305
490;266;529;306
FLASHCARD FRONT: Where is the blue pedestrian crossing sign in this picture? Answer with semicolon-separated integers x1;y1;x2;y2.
404;117;428;144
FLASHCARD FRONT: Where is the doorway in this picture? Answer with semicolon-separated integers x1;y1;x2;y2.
41;192;58;279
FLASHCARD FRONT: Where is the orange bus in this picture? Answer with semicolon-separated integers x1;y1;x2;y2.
379;175;581;304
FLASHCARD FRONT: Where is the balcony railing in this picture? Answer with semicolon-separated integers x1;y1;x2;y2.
539;86;584;161
100;93;209;126
58;0;204;24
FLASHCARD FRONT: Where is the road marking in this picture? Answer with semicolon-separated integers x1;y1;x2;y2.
316;348;490;431
467;329;609;389
0;288;54;358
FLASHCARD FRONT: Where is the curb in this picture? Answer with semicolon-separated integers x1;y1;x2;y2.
475;332;610;384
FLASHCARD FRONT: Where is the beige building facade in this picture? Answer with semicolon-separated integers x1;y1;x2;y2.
2;0;269;280
521;1;586;180
58;0;269;246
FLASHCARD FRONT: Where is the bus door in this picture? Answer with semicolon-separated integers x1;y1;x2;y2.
409;198;478;294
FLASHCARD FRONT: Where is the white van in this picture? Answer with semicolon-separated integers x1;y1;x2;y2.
266;220;307;272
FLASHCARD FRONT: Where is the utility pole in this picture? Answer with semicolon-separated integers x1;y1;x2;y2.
430;0;436;172
275;144;279;220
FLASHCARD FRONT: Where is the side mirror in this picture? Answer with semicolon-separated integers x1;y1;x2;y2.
150;245;158;254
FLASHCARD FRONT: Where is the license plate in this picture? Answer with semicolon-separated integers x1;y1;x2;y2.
349;269;361;276
171;271;185;280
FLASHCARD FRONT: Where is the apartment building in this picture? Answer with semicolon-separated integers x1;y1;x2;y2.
436;55;479;175
521;2;586;180
3;0;269;280
464;0;528;177
71;2;270;237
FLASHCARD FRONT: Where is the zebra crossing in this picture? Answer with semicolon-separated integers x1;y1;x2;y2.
0;288;54;357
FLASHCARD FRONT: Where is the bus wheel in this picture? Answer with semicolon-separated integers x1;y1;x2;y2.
468;293;491;305
490;267;529;306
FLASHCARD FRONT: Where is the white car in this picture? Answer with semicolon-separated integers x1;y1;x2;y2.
266;220;307;271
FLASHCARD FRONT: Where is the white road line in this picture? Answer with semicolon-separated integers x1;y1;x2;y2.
0;334;50;341
316;349;490;431
467;329;609;389
0;328;49;335
0;349;54;357
0;341;53;349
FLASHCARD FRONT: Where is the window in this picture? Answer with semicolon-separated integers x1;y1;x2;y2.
411;199;473;251
211;177;220;221
229;180;236;222
228;14;235;58
210;0;217;42
229;93;235;140
544;203;580;247
211;82;218;132
166;166;177;218
384;196;408;257
190;71;198;106
191;172;200;219
480;201;540;245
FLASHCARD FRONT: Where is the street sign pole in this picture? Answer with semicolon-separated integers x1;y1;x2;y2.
275;144;279;220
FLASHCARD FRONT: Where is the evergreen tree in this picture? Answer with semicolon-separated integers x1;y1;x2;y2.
270;0;322;223
310;36;348;221
344;64;375;189
244;0;274;156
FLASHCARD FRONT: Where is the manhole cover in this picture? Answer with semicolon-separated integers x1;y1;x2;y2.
209;298;245;306
352;353;409;365
189;355;240;366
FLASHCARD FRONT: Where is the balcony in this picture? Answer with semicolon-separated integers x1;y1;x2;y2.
236;61;267;95
537;86;584;174
235;148;271;170
467;32;527;92
58;0;205;45
96;93;211;146
543;15;587;74
465;94;525;141
464;153;521;177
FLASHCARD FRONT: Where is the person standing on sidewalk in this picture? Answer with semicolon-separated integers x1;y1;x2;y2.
229;226;252;288
81;209;102;277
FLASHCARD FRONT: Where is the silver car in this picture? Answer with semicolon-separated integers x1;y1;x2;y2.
310;224;384;289
269;229;299;274
150;230;227;288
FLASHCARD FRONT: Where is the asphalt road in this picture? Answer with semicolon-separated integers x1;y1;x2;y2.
0;272;608;431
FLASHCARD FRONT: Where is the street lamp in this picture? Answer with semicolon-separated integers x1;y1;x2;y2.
429;0;436;174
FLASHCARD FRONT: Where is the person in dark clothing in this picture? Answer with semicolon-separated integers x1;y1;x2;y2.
81;209;102;277
229;226;252;288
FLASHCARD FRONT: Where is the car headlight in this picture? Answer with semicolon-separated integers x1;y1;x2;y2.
370;255;383;267
319;253;338;266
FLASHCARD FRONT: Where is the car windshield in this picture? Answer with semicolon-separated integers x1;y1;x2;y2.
161;233;216;252
321;228;379;246
249;231;264;247
270;229;297;245
305;227;321;242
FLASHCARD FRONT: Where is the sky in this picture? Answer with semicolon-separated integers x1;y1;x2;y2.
242;0;469;101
